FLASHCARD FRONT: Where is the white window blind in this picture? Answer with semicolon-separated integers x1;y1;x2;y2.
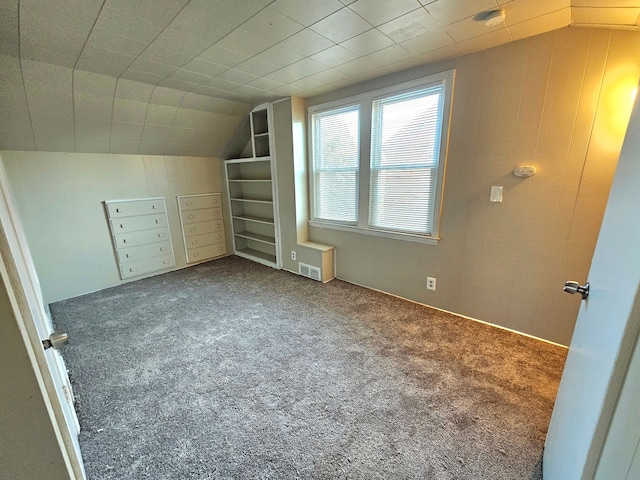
369;84;445;235
311;105;360;223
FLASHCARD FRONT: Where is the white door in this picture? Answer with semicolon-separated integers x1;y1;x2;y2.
0;157;85;478
543;93;640;477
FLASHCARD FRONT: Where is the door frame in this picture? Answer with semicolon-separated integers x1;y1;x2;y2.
0;156;85;479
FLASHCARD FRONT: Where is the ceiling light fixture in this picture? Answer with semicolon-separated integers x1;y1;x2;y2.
484;9;505;27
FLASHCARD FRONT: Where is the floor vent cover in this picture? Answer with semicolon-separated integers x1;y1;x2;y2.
299;262;321;281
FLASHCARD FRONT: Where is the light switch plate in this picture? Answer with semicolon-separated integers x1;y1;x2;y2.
490;185;503;202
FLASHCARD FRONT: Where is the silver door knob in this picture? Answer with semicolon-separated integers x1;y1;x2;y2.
42;331;69;350
564;280;589;299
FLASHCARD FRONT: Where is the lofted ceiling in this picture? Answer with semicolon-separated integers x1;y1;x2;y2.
1;0;639;157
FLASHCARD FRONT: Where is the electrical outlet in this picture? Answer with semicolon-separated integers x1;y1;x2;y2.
291;250;296;261
427;277;436;291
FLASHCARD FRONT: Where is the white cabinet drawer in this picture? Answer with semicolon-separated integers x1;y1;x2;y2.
183;219;224;237
186;242;226;263
181;207;221;224
117;241;172;263
179;195;221;211
119;253;175;279
110;213;168;233
114;227;170;249
184;231;225;249
106;199;166;218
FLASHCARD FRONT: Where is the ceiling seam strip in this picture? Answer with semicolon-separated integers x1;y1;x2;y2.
17;0;37;150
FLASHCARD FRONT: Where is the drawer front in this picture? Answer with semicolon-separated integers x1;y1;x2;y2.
183;219;224;237
107;199;166;218
117;241;173;263
179;195;221;211
186;242;226;263
119;253;175;279
181;207;221;224
111;213;168;233
184;231;225;250
114;227;171;249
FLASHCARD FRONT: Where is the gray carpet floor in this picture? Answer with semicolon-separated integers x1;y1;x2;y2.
51;256;567;479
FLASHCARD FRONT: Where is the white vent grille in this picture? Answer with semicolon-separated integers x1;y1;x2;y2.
298;262;321;281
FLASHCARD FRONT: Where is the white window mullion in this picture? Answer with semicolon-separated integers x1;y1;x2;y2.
357;99;372;229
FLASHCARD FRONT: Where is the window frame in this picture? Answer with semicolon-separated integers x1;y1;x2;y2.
308;69;455;245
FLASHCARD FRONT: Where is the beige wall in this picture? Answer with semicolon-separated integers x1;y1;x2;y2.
306;27;640;345
0;273;70;480
0;152;229;304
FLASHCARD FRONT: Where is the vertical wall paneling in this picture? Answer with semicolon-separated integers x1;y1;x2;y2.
0;151;227;304
306;27;640;345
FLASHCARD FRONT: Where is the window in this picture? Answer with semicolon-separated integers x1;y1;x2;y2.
311;105;360;223
309;70;454;243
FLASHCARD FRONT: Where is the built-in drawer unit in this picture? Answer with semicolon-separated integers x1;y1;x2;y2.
177;193;226;264
104;197;176;280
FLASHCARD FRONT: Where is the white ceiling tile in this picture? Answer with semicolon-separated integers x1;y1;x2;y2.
165;69;212;85
253;45;305;68
206;78;241;92
504;0;569;26
278;29;336;57
78;45;135;69
75;58;129;78
109;141;141;154
19;45;78;68
247;77;285;91
572;6;640;24
158;78;199;92
180;93;215;111
84;28;149;58
167;0;271;43
126;59;178;78
378;8;439;43
340;0;358;5
457;27;513;54
306;68;349;84
509;8;571;40
425;0;498;25
232;84;270;98
112;99;149;124
310;44;360;66
265;58;328;83
73;70;117;97
217;28;273;57
335;44;411;75
240;6;305;44
119;69;166;86
0;1;19;57
418;42;465;63
111;122;145;142
340;28;395;55
145;104;178;126
173;109;204;128
93;6;164;44
271;0;345;26
142;124;172;143
197;45;248;68
216;69;259;85
73;93;113;121
75;118;111;141
149;87;187;107
107;0;190;28
76;139;110;153
233;58;280;78
34;136;76;153
399;30;455;55
114;79;154;103
348;0;424;26
139;46;193;69
205;99;252;116
181;58;228;77
149;29;213;58
309;8;373;43
139;142;166;155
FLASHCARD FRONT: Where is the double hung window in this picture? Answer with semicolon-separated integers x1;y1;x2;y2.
309;70;454;243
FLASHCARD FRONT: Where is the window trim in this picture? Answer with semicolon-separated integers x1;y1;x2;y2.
308;69;455;245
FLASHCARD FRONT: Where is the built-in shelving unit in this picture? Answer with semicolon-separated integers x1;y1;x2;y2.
225;104;280;268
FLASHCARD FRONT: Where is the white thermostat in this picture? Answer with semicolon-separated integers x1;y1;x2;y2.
513;166;537;177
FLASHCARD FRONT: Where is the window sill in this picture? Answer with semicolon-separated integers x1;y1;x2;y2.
308;220;440;245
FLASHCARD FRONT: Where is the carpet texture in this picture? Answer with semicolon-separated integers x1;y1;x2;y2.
51;256;567;479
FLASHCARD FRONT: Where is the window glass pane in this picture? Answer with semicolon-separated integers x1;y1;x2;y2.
312;105;360;223
369;84;445;234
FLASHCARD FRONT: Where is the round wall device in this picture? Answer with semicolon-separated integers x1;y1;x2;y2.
484;10;506;27
513;166;537;178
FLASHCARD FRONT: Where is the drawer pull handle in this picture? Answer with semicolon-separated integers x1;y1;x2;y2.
155;219;161;224
152;205;158;209
193;253;199;257
158;233;164;238
160;247;165;251
126;253;132;258
116;208;122;213
162;260;168;264
120;224;126;229
188;215;194;219
129;267;136;272
191;241;197;245
123;239;128;243
186;201;192;206
190;228;196;232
